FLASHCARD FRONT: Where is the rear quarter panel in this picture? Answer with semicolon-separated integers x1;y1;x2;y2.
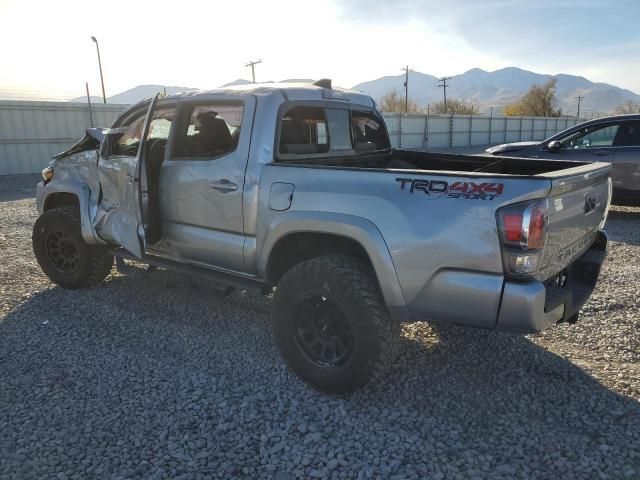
256;164;551;322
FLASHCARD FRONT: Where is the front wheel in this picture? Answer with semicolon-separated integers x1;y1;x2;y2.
272;255;399;393
32;206;113;289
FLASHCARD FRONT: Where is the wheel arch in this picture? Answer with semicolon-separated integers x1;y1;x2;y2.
259;212;409;322
43;192;80;211
36;181;101;245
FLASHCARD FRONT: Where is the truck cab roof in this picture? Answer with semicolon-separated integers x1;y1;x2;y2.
154;82;376;109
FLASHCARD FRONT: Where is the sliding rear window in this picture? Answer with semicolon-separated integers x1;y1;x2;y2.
277;105;388;160
352;110;390;151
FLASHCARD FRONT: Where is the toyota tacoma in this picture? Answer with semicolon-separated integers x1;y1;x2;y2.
33;80;612;392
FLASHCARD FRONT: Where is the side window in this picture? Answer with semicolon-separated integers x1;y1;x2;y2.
145;107;176;164
279;106;329;155
559;124;620;149
106;109;147;157
352;111;390;151
172;102;244;159
613;121;640;147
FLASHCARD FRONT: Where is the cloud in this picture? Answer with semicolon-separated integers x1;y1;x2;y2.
335;0;640;91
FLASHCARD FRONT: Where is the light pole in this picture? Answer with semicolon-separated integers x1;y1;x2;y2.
90;36;107;103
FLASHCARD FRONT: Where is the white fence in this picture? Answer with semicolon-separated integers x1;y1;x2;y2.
0;101;127;175
0;100;584;175
384;113;583;150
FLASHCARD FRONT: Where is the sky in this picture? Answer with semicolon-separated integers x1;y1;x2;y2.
1;0;639;100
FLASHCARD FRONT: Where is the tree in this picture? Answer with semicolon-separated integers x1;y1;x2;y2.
431;98;479;115
378;89;422;113
504;79;562;117
614;100;640;114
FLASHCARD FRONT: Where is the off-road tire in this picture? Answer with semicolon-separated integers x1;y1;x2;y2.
272;255;400;393
32;206;113;289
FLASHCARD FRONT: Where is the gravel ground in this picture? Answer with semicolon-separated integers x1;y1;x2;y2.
1;174;639;480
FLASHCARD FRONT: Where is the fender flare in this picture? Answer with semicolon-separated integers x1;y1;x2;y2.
257;211;410;322
36;181;103;245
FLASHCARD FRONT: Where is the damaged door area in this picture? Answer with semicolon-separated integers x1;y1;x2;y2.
93;95;158;257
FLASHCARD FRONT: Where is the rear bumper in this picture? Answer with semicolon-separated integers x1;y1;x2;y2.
496;230;608;333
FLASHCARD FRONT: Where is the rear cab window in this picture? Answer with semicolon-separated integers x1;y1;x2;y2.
276;104;389;160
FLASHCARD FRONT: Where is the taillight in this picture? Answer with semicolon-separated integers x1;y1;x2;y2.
502;213;524;242
497;199;549;276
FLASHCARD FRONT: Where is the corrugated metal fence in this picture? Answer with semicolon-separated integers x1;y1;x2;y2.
384;113;582;150
0;100;584;175
0;101;127;175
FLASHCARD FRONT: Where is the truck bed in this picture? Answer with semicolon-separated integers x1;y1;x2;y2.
276;150;591;177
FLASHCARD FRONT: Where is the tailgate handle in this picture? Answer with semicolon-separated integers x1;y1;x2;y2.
585;194;597;213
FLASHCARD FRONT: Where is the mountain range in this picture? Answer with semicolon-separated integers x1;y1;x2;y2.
68;68;640;114
352;67;640;115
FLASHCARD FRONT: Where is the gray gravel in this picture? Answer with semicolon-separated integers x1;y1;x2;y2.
1;174;639;480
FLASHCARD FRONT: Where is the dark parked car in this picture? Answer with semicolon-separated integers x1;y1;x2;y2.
486;114;640;206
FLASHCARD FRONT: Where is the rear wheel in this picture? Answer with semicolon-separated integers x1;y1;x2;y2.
272;255;399;393
32;206;113;289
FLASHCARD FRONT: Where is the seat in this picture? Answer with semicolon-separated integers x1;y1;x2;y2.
197;115;233;155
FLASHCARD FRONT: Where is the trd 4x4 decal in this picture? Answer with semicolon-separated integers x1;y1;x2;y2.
396;178;504;200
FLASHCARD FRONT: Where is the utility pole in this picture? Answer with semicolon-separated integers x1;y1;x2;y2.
576;95;584;119
85;82;94;127
401;66;410;113
90;36;106;103
245;59;262;83
437;76;452;113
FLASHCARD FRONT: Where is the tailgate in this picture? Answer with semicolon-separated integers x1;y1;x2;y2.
538;162;611;280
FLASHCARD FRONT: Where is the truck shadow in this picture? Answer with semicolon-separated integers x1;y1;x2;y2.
1;271;639;477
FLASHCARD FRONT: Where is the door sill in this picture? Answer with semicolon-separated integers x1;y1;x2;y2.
113;248;266;291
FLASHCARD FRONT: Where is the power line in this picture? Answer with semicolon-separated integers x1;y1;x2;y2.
437;77;453;113
245;59;262;83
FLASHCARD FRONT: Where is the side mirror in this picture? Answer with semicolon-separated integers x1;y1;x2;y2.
547;140;563;152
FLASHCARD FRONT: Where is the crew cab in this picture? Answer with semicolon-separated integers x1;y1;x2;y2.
34;80;611;393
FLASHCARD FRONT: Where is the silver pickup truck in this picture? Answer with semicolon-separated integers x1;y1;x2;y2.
34;80;611;393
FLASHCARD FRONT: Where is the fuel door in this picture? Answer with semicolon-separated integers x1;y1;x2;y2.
268;182;294;211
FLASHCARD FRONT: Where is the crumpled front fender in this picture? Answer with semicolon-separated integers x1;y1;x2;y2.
36;180;104;245
35;148;105;245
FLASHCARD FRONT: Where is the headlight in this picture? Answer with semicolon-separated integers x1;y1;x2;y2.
41;166;54;182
